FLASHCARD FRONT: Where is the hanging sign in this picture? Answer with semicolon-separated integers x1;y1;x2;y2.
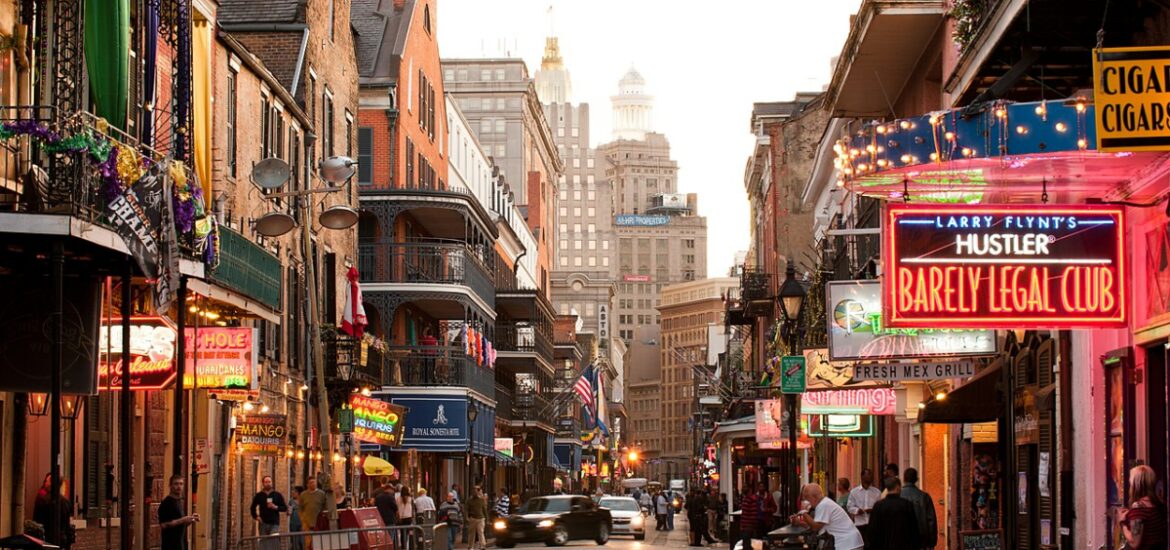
182;327;257;389
350;395;406;448
779;356;806;394
235;414;288;455
828;281;995;361
801;387;897;415
883;204;1126;329
1093;46;1170;152
852;359;976;382
754;399;789;446
98;317;179;390
495;437;514;459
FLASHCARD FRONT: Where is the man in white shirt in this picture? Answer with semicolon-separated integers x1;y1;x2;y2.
846;469;882;547
791;484;864;550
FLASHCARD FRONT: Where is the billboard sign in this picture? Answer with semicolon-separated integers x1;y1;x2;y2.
623;274;652;282
615;214;669;226
883;204;1126;329
828;281;996;361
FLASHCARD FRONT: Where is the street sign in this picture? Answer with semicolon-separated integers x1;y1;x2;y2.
338;408;355;433
780;356;806;394
193;438;211;475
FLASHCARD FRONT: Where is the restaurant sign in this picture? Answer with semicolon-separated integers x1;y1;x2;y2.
182;327;257;389
852;360;976;382
801;387;897;415
495;437;514;459
98;317;178;390
883;204;1126;329
235;414;288;455
350;395;406;448
1093;46;1170;152
828;280;995;361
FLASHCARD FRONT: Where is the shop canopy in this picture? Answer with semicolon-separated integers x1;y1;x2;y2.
918;359;1003;424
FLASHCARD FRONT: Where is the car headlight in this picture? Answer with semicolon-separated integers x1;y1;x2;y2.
537;519;555;528
493;520;507;531
631;516;644;528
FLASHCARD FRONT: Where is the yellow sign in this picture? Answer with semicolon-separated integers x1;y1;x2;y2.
1093;46;1170;151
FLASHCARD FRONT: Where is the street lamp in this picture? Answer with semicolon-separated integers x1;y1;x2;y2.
468;405;479;489
775;262;806;519
777;264;805;324
26;392;49;417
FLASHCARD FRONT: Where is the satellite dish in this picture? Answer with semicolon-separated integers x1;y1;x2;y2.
320;156;357;184
318;205;359;230
252;158;292;190
254;211;297;237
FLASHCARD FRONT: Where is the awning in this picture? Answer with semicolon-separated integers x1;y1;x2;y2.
553;443;574;472
712;415;756;439
918;360;1002;424
495;450;515;464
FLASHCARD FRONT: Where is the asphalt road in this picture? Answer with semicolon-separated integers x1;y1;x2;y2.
501;514;728;550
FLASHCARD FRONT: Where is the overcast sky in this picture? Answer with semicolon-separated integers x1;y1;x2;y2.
438;0;861;277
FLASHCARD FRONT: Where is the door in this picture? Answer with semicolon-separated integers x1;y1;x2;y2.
1104;349;1135;550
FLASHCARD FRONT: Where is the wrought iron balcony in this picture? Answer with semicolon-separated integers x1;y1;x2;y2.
380;345;496;398
358;241;495;305
740;269;773;317
494;323;554;360
211;225;282;311
495;384;514;421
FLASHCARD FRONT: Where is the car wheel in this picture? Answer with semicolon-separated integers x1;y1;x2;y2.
634;532;645;541
546;524;569;547
496;539;515;548
595;523;610;545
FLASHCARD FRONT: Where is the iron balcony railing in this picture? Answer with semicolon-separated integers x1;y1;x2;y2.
494;323;554;360
381;345;495;398
495;383;514;421
358;241;496;305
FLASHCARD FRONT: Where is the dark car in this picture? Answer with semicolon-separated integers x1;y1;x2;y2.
492;495;612;547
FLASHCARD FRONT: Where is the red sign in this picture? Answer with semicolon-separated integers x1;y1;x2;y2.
623;274;651;282
883;204;1126;329
182;327;257;390
801;387;897;415
350;395;406;447
98;317;178;390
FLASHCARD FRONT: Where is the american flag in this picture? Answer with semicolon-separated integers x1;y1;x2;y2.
574;364;596;418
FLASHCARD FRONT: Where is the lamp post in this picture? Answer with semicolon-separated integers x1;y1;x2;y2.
251;145;359;530
776;263;806;518
468;405;479;490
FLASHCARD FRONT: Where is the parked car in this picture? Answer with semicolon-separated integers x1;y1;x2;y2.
598;496;646;540
492;495;612;547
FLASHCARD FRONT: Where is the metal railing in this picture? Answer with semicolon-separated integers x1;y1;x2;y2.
381;345;496;398
359;242;496;305
238;523;430;550
494;323;554;360
495;384;514;420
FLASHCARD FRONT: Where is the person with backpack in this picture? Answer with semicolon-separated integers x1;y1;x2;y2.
438;492;463;550
900;468;938;549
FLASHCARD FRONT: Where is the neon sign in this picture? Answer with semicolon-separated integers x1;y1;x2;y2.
350;395;406;448
801;387;897;415
98;317;178;390
182;328;257;389
235;414;288;455
883;204;1126;329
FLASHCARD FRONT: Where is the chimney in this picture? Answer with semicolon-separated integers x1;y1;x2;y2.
393;0;406;11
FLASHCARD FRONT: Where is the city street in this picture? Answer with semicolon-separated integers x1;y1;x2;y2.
501;516;702;550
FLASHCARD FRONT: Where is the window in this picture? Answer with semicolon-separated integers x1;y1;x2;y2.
573;224;581;233
572;175;580;184
572;127;579;137
573;207;581;217
481;119;492;134
345;112;354;160
587;158;595;168
573;240;582;250
560;257;568;266
588;240;596;250
573;190;581;200
482;98;493;110
587;207;595;217
572;158;580;168
495;68;505;80
260;94;271;159
588;223;596;234
574;257;582;266
497;98;506;110
226;68;237;177
322;90;335;156
328;0;335;41
587;174;595;184
423;4;432;34
559;189;567;200
559;207;568;217
588;257;597;268
557;127;564;137
457;69;468;81
560;240;568;250
495;119;505;133
588;190;595;201
480;69;491;80
357;127;373;184
602;257;610;267
559;224;567;234
495;144;506;157
444;69;454;81
406;139;415;189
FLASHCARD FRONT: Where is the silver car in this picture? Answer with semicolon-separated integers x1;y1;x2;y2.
598;496;647;540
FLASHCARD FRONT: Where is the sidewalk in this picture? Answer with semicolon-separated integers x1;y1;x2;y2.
646;514;718;548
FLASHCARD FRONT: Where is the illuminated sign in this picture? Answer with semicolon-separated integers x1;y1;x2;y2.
803;348;884;389
182;328;257;390
827;281;995;361
623;274;651;282
350;395;406;448
852;360;975;382
883;204;1126;329
495;437;514;458
1093;46;1170;151
806;414;874;438
615;214;669;226
98;317;178;390
235;414;288;455
754;399;789;446
802;387;897;415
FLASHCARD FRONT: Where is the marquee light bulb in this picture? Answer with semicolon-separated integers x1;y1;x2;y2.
243;402;255;412
1078;138;1088;149
1016;126;1028;135
935;392;947;401
1055;122;1068;133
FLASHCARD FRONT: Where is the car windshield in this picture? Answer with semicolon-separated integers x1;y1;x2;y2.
599;498;639;511
521;498;571;513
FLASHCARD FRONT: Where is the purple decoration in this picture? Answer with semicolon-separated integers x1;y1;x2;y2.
98;145;123;202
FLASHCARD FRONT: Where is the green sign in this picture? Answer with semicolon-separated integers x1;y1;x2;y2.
338;408;355;433
780;356;806;394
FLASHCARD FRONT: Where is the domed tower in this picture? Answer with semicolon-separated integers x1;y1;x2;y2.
611;66;654;141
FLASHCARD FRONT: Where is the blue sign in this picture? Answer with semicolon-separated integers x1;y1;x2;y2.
615;214;669;226
389;396;468;452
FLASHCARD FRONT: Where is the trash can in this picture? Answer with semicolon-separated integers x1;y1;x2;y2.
0;534;61;550
432;523;450;550
728;511;741;550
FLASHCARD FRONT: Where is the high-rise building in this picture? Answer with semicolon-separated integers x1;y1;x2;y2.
656;278;740;476
611;67;654;141
535;36;572;104
625;324;663;476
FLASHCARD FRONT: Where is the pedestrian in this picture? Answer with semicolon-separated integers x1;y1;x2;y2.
334;483;350;510
466;486;488;550
415;488;437;523
451;483;462;503
771;483;785;530
706;488;721;542
158;475;198;550
289;486;304;550
655;491;670;531
665;488;676;530
846;468;881;546
789;483;863;550
298;477;326;537
494;487;511;519
33;474;74;549
900;468;938;549
1118;464;1168;550
439;492;463;550
759;483;777;530
692;489;717;545
552;478;565;495
375;481;398;527
867;477;921;550
250;475;288;550
835;478;852;512
632;487;642;502
639;489;652;515
738;484;762;550
396;485;416;550
880;463;899;499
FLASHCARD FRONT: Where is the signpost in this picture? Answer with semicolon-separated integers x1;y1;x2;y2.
1093;46;1170;152
779;356;806;394
883;204;1126;329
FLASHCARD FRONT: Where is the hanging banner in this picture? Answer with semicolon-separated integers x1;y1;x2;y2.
883;204;1126;329
106;160;178;318
182;327;256;389
1093;46;1170;152
235;414;288;455
802;387;897;415
98;316;179;390
828;281;995;361
350;395;406;448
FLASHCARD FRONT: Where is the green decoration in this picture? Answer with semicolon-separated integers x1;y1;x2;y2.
84;0;131;130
